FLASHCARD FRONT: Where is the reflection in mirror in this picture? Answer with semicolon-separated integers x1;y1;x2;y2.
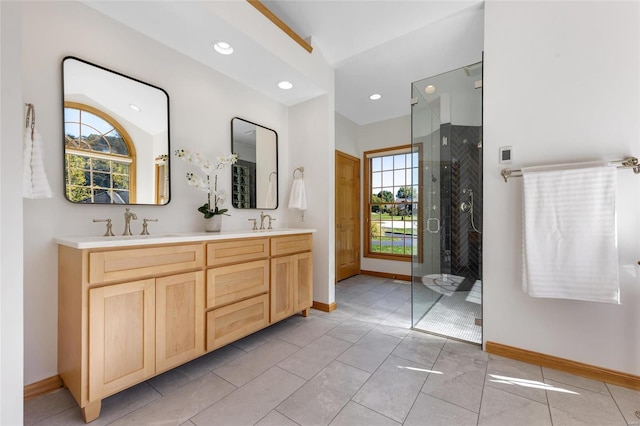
231;117;278;209
62;56;170;205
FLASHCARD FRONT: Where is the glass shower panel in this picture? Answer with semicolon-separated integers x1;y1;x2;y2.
411;62;483;344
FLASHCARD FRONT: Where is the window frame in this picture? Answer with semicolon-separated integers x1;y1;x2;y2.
64;102;137;204
363;144;423;262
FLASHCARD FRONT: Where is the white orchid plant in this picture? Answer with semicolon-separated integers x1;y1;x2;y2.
175;149;238;218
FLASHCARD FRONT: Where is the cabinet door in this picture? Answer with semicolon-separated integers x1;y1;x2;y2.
156;271;205;372
293;252;313;314
270;256;294;322
89;279;155;401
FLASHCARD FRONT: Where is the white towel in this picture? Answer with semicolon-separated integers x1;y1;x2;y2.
521;163;619;304
288;176;307;210
265;177;277;208
23;126;53;199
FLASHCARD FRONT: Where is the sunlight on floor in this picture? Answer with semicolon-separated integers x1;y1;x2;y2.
488;374;580;394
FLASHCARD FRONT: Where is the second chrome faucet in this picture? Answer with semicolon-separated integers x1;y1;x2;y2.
123;208;138;235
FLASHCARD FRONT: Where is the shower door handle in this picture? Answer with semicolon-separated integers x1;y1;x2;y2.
427;217;440;234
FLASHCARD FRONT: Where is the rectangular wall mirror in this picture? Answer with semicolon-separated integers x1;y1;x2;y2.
231;117;278;209
62;56;170;205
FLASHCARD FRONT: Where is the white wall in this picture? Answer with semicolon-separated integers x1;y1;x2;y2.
21;1;298;385
289;94;335;305
358;116;413;277
335;113;358;158
484;0;640;375
1;3;24;423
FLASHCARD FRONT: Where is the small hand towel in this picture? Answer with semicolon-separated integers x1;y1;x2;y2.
521;163;619;304
288;176;307;210
265;177;277;208
23;126;53;199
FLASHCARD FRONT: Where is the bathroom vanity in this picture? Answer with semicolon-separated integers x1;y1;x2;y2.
56;229;314;423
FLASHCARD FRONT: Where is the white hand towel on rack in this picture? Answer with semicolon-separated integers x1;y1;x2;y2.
288;176;307;211
521;163;619;304
23;126;53;199
265;177;277;208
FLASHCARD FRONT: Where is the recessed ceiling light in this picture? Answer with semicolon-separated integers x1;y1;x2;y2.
129;103;141;112
425;85;436;94
278;81;293;90
369;93;382;101
213;41;234;55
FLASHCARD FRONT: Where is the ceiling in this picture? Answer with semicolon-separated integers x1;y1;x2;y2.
83;0;484;126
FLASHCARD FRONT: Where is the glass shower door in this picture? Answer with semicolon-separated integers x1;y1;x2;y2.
411;62;483;344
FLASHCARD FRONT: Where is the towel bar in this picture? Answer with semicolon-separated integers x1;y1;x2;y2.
500;157;640;182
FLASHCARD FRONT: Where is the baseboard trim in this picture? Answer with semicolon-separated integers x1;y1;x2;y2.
312;301;337;312
24;375;63;401
485;341;640;391
360;270;411;282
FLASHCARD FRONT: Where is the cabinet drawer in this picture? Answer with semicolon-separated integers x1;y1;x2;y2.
270;234;312;257
207;238;269;266
206;294;269;351
207;260;269;308
89;244;204;284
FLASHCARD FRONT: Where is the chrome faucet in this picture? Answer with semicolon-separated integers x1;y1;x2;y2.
123;208;138;236
259;212;275;230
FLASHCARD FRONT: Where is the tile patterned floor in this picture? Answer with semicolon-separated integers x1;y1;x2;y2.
25;275;640;425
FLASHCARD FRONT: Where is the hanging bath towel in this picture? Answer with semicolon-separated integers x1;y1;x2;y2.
23;104;53;199
288;175;307;211
521;162;619;304
265;174;277;208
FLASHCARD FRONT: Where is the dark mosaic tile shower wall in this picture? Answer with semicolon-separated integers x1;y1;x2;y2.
439;124;482;286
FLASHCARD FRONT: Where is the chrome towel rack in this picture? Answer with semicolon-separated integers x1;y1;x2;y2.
293;166;304;178
500;157;640;182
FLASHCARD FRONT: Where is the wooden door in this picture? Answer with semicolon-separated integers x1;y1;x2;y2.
270;256;294;322
293;252;313;316
156;271;205;372
335;151;361;281
88;279;155;401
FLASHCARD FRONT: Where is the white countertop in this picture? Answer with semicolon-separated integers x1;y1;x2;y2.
55;228;316;249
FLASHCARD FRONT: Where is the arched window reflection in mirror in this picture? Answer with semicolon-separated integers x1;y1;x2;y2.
62;56;170;205
64;103;136;204
231;117;278;209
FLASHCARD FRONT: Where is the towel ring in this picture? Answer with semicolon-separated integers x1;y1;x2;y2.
269;171;277;182
293;167;304;179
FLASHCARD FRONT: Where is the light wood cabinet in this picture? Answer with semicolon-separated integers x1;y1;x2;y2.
156;271;205;373
58;232;313;423
88;279;156;401
270;235;314;321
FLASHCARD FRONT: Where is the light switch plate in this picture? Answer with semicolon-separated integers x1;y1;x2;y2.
499;146;512;164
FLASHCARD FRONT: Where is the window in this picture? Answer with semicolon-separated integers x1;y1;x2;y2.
64;103;136;203
364;145;420;260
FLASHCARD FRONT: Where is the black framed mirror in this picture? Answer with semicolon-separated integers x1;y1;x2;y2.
231;117;278;209
62;56;170;205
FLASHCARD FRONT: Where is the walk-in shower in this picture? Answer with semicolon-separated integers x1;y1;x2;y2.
411;62;483;344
